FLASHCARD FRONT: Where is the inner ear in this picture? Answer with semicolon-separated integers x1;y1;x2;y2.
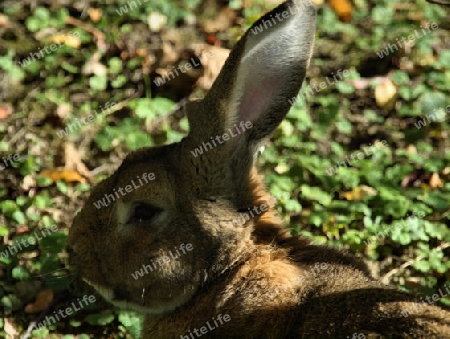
186;0;316;155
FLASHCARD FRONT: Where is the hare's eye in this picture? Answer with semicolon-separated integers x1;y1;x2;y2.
127;202;163;224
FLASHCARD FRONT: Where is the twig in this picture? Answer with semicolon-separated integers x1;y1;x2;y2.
65;16;106;52
381;242;450;284
426;0;450;6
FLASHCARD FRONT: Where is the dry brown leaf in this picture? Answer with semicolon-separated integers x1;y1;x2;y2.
342;185;378;201
56;103;72;120
329;0;352;22
147;12;167;32
195;45;230;90
16;227;30;235
50;34;81;49
88;8;102;22
429;172;443;189
203;7;236;33
82;58;107;76
406;144;417;154
4;318;20;337
0;13;9;26
375;78;397;109
24;289;54;313
40;169;87;183
61;142;92;180
0;105;12;119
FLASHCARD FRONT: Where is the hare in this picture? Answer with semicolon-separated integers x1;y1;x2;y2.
67;0;450;338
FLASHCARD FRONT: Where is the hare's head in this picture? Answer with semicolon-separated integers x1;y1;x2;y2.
68;0;316;315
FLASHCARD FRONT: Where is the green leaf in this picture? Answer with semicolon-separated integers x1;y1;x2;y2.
12;210;26;224
301;185;332;206
12;266;31;280
414;260;430;273
0;225;8;236
34;195;52;209
438;50;450;67
85;312;115;326
118;311;143;338
1;294;21;311
0;200;19;215
69;320;82;327
419;92;447;118
418;191;450;211
39;231;67;254
89;75;108;91
31;327;50;338
391;70;410;85
132;97;175;119
336;81;355;94
108;57;123;74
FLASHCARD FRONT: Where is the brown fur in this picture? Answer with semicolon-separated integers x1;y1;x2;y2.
68;0;450;338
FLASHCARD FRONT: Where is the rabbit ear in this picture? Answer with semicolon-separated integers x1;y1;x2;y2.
186;0;316;153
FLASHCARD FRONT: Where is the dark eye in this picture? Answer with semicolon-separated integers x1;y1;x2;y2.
127;203;163;224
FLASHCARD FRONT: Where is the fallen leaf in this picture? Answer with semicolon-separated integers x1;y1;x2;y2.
15;280;44;304
56;103;72;120
61;142;92;180
147;12;167;32
329;0;352;22
82;55;107;76
4;318;19;337
194;45;230;90
0;105;12;119
429;172;443;189
342;185;378;201
375;78;397;109
88;8;102;22
16;227;30;235
322;215;339;239
40;169;87;183
24;289;54;313
406;144;417;154
50;33;81;49
203;7;236;33
0;13;9;26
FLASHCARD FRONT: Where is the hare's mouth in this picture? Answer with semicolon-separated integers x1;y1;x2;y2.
86;279;183;314
86;279;155;313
